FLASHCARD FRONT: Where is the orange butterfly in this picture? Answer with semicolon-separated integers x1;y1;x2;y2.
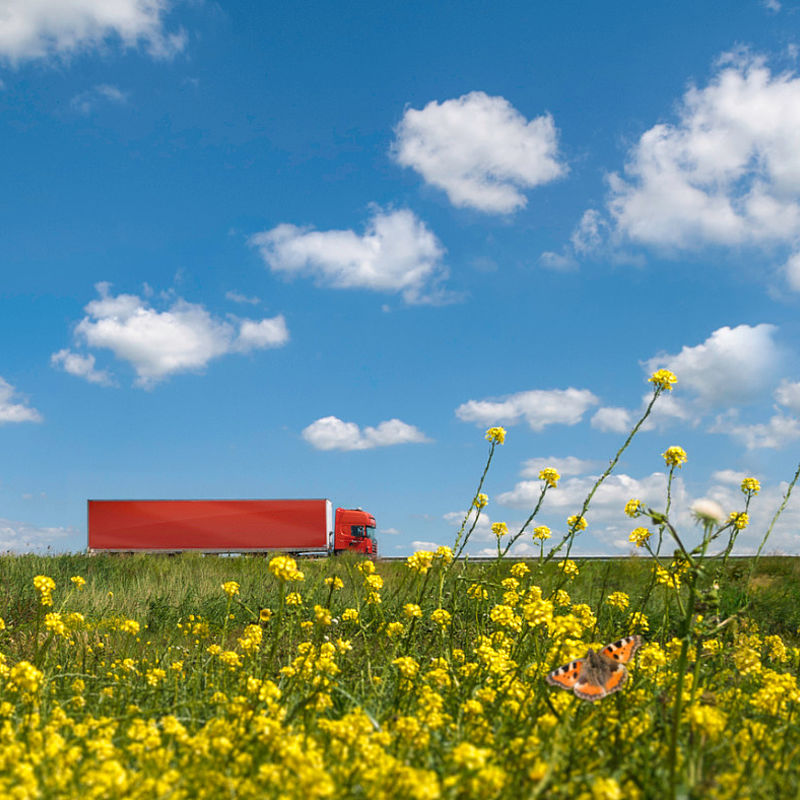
545;635;642;702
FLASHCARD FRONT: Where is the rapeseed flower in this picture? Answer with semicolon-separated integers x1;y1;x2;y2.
741;477;761;495
649;369;678;391
485;426;506;444
567;514;588;531
538;467;560;487
662;446;687;468
628;527;651;547
491;522;509;538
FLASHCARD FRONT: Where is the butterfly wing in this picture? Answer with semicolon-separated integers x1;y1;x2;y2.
600;634;642;665
574;664;627;701
545;659;584;691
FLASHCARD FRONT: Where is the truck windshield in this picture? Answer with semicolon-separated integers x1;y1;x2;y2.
351;525;366;538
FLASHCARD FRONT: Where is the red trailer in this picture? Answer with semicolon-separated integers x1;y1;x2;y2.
87;499;377;556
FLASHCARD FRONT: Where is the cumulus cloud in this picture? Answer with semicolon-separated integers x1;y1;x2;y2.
561;52;800;290
519;456;597;478
645;324;782;407
775;380;800;414
0;517;75;552
0;377;42;424
714;411;800;450
443;508;493;539
57;283;289;387
250;208;449;304
591;406;633;434
0;0;186;63
51;349;114;386
302;416;430;451
455;388;598;431
392;91;566;213
70;83;128;114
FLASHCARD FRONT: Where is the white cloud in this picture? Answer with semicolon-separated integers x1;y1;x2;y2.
302;416;430;451
520;456;597;478
411;540;445;551
380;527;401;536
610;52;800;246
0;377;42;424
443;508;493;539
392;91;566;213
715;412;800;450
776;380;800;413
539;250;577;271
0;0;186;63
59;283;289;387
225;291;261;305
456;388;598;431
250;207;449;304
645;324;782;408
70;83;128;113
0;517;75;552
51;349;114;385
591;406;632;433
571;209;608;255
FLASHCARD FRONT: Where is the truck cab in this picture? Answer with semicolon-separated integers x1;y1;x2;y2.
334;507;378;555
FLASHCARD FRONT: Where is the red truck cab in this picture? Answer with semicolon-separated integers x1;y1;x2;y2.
334;507;378;555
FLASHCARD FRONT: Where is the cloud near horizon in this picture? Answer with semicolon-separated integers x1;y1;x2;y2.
456;388;599;431
302;416;430;451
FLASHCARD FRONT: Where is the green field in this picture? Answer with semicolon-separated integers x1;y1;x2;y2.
2;550;800;799
2;378;799;798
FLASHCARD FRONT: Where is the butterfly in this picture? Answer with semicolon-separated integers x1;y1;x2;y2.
545;635;642;702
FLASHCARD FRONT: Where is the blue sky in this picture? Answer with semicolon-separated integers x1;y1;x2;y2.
2;0;800;556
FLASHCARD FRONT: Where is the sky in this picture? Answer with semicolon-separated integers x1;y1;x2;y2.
1;0;800;557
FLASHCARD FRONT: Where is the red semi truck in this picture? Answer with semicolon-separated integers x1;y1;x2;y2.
87;499;378;556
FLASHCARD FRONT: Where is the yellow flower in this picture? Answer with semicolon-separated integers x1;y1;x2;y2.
473;493;489;508
510;562;530;578
221;581;240;598
607;591;630;610
0;617;5;631
538;467;560;488
70;575;86;590
285;592;303;606
485;426;506;444
324;576;344;590
532;525;551;541
430;608;452;627
9;661;43;694
557;559;579;578
259;608;272;622
628;527;651;547
629;611;649;632
342;608;359;622
434;545;454;564
491;522;509;538
314;605;332;626
741;477;761;495
268;555;305;582
648;369;678;391
407;550;434;574
33;575;55;606
662;445;687;468
385;621;405;638
403;603;423;618
624;498;644;518
567;514;588;531
592;777;623;800
729;511;749;530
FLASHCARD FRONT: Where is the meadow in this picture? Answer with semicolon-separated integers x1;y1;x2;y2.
1;370;800;799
